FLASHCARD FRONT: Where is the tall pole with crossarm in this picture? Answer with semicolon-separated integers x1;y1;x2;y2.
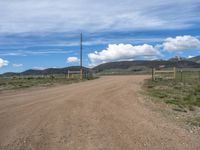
80;32;83;80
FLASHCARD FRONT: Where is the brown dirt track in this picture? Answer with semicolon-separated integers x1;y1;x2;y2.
0;75;200;150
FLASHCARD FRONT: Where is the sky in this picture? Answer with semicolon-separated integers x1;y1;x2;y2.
0;0;200;73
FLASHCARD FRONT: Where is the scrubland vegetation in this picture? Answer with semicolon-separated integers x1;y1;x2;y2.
0;74;96;91
144;70;200;127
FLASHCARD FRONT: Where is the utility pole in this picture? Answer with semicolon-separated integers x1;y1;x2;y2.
80;32;83;80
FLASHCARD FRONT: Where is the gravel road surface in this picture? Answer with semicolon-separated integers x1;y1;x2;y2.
0;76;199;150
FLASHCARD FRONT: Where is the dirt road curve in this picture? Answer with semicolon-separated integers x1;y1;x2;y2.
0;76;199;150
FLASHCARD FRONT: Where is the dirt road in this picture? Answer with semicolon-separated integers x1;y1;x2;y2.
0;76;199;150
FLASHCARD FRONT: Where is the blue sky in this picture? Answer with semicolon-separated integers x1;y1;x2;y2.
0;0;200;73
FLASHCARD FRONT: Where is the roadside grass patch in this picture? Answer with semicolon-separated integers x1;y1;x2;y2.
144;71;200;126
0;75;98;91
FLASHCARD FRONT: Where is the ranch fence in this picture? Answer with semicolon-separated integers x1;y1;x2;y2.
152;67;176;80
152;67;200;83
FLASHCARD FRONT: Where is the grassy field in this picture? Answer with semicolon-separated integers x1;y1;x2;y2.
0;74;96;91
144;70;200;127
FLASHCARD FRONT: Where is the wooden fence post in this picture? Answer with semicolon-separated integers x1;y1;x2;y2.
180;70;183;82
152;68;154;81
68;70;70;79
199;71;200;82
173;67;176;79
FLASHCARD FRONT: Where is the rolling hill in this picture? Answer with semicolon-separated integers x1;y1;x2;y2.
1;56;200;76
2;66;89;77
92;60;200;73
188;56;200;63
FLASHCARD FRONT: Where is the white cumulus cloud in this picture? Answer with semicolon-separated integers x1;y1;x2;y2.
0;58;9;68
67;57;80;63
188;55;194;59
88;43;160;66
12;63;23;67
163;35;200;51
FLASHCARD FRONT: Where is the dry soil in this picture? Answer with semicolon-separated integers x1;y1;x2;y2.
0;76;200;150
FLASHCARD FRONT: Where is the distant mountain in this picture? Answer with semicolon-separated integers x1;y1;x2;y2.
1;58;200;76
93;60;200;73
188;56;200;63
1;66;90;76
168;56;186;61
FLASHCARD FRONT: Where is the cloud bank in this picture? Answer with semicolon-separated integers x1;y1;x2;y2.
0;58;9;68
0;0;199;33
163;35;200;51
88;43;160;66
88;35;200;66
